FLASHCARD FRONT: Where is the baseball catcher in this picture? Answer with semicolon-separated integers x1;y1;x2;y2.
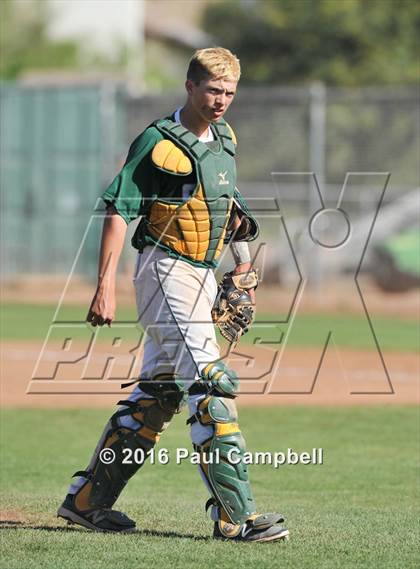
57;47;289;543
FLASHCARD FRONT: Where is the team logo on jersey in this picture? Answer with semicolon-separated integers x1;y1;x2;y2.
218;171;229;186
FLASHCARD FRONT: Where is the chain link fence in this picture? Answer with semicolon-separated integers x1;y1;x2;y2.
1;82;418;284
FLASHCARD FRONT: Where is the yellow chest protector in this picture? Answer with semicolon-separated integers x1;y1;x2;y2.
144;117;237;267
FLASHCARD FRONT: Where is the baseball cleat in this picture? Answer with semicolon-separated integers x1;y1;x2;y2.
57;493;136;533
213;512;289;543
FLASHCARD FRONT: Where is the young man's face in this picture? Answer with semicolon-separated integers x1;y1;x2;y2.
186;77;238;122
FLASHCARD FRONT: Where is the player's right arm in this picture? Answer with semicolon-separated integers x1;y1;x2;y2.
87;126;163;327
87;205;127;327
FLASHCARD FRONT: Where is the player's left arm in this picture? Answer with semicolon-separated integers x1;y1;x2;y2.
229;214;256;305
226;125;259;304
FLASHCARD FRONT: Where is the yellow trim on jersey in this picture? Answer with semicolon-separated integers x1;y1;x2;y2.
226;122;237;146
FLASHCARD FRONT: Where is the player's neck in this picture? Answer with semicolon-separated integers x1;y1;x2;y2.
179;104;210;139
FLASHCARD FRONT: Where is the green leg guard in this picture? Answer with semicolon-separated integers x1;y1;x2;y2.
188;360;288;541
73;376;187;512
189;394;257;533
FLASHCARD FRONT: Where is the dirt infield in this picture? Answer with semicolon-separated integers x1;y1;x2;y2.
2;276;418;408
1;340;418;408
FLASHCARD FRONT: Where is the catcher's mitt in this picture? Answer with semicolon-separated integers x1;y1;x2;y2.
212;269;259;346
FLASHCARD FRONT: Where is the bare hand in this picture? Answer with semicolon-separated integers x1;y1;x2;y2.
86;285;116;327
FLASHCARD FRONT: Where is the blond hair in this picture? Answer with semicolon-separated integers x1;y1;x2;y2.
187;47;241;83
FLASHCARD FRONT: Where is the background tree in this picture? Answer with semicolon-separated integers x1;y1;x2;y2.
0;0;78;79
203;0;420;85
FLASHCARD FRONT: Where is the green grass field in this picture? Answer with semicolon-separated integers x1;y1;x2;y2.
1;406;418;569
1;303;418;351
